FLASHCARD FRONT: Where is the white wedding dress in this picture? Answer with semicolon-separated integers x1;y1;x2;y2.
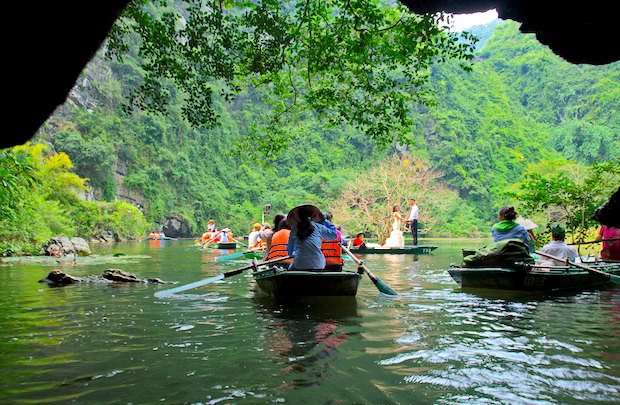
383;213;405;249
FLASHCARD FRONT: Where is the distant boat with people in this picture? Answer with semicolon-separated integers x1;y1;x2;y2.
146;232;172;240
448;261;620;291
350;245;438;254
449;238;620;291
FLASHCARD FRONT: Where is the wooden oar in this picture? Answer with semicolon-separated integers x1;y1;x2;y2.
340;244;398;296
215;250;255;262
235;239;248;248
568;238;620;246
535;250;620;285
199;238;217;248
215;246;265;262
154;256;292;297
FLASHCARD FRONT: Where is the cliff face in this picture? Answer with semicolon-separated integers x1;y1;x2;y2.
114;158;146;211
35;51;195;237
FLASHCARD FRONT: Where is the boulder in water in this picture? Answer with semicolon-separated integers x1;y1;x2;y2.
39;269;174;286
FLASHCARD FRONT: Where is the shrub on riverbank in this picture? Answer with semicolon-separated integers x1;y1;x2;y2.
0;143;148;256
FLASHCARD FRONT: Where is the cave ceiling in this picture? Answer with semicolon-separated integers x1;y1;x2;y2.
3;0;617;150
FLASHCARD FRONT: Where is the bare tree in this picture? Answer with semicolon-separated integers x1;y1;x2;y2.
332;155;451;244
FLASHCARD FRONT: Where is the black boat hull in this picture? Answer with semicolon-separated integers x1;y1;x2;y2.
448;264;620;291
253;268;361;297
351;245;438;254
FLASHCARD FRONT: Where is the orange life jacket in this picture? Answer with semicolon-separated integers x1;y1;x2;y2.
321;238;344;266
265;229;292;264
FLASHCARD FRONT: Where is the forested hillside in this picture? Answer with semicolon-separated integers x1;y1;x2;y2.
3;17;617;254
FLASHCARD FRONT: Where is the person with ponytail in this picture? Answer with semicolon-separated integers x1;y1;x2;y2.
491;206;531;249
286;205;338;271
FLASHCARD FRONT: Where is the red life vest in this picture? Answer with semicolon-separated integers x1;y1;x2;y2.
321;238;344;266
266;229;292;264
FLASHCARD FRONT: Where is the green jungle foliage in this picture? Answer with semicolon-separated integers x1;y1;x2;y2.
507;159;620;246
109;0;477;153
0;144;148;256
1;18;614;251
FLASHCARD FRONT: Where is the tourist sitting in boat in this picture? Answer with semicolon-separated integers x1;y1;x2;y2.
210;228;223;242
201;230;219;245
352;233;367;249
217;228;233;243
286;205;338;271
538;225;578;266
201;230;212;243
260;213;286;259
248;223;263;249
491;206;532;250
321;211;344;271
265;219;292;264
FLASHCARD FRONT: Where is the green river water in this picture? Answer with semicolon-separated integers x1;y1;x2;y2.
0;239;618;404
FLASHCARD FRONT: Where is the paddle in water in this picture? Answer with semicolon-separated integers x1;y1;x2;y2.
215;248;265;262
154;256;292;297
340;244;398;296
535;250;620;285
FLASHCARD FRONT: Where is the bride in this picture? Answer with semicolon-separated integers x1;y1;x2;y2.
383;205;406;248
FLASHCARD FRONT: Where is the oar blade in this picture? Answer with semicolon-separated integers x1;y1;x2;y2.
154;274;225;297
339;243;398;296
609;273;620;285
370;276;398;296
154;256;292;298
215;252;246;262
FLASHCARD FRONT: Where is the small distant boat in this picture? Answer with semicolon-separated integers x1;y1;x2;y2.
350;245;438;254
448;262;620;291
146;236;172;240
213;242;238;249
202;242;241;249
253;267;361;297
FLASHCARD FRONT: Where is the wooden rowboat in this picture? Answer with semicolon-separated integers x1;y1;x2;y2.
448;262;620;291
350;245;438;254
203;242;240;249
253;267;361;297
213;242;238;249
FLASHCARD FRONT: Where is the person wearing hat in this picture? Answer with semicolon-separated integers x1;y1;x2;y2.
207;219;216;232
248;223;263;249
539;225;578;266
286;205;338;271
218;228;232;243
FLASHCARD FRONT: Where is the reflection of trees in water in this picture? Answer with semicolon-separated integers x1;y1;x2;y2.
253;295;360;387
367;254;421;287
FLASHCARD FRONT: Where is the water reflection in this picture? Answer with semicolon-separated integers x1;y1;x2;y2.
148;239;165;248
253;295;360;388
